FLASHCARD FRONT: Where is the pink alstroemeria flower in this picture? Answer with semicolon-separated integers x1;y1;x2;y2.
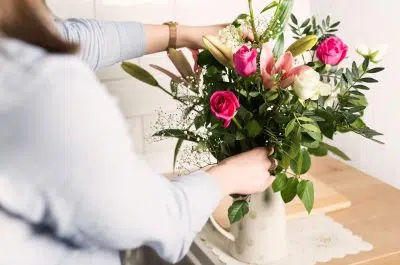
260;43;310;89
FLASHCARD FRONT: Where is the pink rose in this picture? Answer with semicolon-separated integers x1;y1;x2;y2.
210;91;240;128
233;45;258;77
316;36;348;65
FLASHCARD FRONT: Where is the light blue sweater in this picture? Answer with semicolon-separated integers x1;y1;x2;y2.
0;19;221;265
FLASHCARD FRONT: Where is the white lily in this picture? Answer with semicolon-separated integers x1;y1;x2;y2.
356;44;388;63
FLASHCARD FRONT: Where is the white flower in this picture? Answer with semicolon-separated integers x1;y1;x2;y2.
293;69;334;101
356;44;370;57
370;45;388;63
356;44;388;63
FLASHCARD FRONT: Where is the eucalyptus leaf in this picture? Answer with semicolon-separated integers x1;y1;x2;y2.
367;67;385;73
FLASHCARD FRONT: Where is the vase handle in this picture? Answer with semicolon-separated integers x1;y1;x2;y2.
209;216;235;242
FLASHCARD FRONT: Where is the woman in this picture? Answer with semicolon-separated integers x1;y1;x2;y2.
0;0;275;264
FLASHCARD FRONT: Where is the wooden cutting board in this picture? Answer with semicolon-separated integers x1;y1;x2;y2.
213;174;352;229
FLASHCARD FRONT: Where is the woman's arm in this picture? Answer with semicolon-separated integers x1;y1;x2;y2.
15;57;272;263
56;18;224;70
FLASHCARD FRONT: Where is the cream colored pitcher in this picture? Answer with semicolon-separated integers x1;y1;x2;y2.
211;188;288;265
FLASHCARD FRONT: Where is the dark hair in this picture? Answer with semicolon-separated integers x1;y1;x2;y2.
0;0;78;54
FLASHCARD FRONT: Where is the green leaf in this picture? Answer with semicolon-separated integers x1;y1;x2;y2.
228;200;249;223
352;62;359;78
309;144;328;156
285;119;297;137
348;106;366;113
353;84;370;90
259;102;270;115
291;14;298;25
236;131;246;141
297;180;314;213
297;116;315;123
290;149;311;175
267;91;279;101
224;134;236;145
300;18;311;28
272;173;288;192
197;50;224;69
281;177;299;203
121;62;159;87
154;129;199;143
320;142;350;161
238;106;254;120
302;123;321;133
367;67;385;73
246;120;263;137
330;21;340;27
173;139;184;171
261;1;279;13
273;34;285;58
359;77;378;83
362;58;370;71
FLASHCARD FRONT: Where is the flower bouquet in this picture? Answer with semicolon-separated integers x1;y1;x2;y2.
122;0;385;224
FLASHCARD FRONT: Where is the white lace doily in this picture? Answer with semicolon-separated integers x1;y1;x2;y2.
198;214;373;265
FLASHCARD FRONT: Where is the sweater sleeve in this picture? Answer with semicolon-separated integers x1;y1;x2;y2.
55;19;146;70
13;57;221;263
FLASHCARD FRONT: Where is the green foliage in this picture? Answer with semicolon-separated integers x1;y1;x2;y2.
124;10;385;224
297;180;314;213
281;177;299;203
228;200;250;223
272;173;288;192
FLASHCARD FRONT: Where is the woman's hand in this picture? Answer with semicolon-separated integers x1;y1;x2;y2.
207;148;276;197
177;24;254;50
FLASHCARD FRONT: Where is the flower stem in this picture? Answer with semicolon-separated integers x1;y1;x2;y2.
232;117;243;130
248;0;260;43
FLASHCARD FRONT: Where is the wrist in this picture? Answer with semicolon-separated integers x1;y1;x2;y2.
206;164;236;197
176;25;196;49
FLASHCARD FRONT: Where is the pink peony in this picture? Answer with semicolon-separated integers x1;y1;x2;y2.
210;91;240;128
233;45;258;77
316;36;348;65
260;44;310;89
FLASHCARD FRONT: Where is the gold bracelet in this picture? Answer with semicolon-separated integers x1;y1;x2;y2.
163;21;178;50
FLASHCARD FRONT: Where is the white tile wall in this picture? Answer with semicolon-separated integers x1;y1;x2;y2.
104;77;180;117
47;0;311;173
47;0;94;19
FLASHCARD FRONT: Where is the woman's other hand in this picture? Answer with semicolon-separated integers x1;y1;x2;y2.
207;148;276;197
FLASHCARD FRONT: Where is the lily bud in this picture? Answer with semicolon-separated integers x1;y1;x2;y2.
356;44;388;63
286;35;318;57
356;44;369;57
203;35;234;68
370;45;388;63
